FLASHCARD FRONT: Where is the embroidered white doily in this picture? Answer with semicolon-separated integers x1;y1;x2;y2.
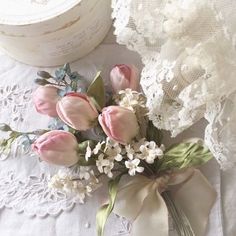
112;0;236;169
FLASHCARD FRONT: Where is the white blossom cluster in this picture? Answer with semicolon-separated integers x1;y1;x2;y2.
86;139;123;178
124;139;165;176
86;138;164;177
48;167;99;204
115;89;146;111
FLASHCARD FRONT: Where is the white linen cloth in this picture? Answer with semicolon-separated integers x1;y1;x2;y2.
0;28;233;236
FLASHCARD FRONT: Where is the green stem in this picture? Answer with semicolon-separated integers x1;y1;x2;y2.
63;79;70;86
162;191;195;236
48;82;60;86
141;160;155;176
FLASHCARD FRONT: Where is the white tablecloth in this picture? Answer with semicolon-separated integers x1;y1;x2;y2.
0;28;235;236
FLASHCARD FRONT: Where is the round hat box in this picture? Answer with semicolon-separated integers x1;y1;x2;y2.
0;0;112;67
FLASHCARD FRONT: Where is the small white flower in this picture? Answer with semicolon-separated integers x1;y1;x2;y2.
48;169;100;204
75;181;88;203
104;138;123;162
63;180;74;193
139;141;163;164
132;138;146;152
119;97;138;111
125;158;144;176
48;175;63;189
85;143;92;161
116;89;146;111
104;163;114;178
106;146;123;162
125;145;135;160
96;154;114;177
93;141;105;155
96;154;108;173
79;166;91;180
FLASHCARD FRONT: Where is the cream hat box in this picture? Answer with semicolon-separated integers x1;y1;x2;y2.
0;0;112;66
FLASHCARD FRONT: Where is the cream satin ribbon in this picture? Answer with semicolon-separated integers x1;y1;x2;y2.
113;169;216;236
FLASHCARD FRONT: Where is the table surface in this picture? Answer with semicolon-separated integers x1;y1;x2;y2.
0;27;235;236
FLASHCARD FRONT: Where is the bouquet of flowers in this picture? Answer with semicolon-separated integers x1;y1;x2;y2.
0;63;216;236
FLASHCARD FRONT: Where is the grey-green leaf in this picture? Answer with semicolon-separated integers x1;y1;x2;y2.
34;78;51;86
55;68;66;81
63;63;71;76
37;71;52;79
158;142;213;171
87;72;105;108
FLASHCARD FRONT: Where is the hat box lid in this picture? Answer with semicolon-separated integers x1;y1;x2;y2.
0;0;81;25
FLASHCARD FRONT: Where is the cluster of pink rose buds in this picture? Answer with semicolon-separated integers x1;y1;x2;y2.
32;64;140;167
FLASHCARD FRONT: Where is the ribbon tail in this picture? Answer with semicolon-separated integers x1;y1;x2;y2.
113;175;152;220
113;176;169;236
131;190;169;236
171;169;217;236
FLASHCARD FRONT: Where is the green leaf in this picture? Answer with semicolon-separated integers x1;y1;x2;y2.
96;174;123;236
87;72;105;109
158;142;213;172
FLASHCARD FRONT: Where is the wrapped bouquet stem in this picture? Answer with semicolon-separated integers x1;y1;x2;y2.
112;168;216;236
0;63;216;236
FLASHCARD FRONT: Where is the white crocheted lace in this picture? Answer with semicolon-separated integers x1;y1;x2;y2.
112;0;236;169
205;93;236;170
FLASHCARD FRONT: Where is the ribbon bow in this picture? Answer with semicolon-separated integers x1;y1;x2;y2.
113;169;216;236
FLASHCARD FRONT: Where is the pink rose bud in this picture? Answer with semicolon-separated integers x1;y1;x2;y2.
56;92;98;131
110;64;140;93
33;85;59;117
32;130;79;166
98;106;139;144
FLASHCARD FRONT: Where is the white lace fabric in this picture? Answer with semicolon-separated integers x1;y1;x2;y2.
112;0;236;169
205;92;236;170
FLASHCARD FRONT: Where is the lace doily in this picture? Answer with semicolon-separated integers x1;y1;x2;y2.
0;171;76;217
112;0;236;168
